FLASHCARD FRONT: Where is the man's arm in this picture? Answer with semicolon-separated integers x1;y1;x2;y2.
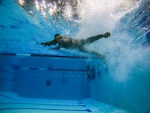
82;32;110;44
41;40;57;47
89;32;110;39
103;32;110;38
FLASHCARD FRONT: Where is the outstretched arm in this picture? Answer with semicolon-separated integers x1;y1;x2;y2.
103;32;111;38
41;40;57;47
90;32;110;39
84;32;111;44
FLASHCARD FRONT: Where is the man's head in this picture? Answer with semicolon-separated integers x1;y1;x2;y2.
55;34;60;38
54;34;61;42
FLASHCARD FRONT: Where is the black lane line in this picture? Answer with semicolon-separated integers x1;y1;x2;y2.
0;53;89;59
0;102;86;107
0;108;92;112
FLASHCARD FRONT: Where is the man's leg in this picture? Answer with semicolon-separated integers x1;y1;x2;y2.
78;47;106;62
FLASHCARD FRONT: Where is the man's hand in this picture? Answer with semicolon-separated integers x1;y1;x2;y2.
103;32;111;38
41;42;48;47
41;40;57;47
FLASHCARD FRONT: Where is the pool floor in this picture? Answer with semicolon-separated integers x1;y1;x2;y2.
0;92;131;113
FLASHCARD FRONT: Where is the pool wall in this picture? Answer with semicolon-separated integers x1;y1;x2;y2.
0;53;92;100
90;59;150;113
1;52;150;112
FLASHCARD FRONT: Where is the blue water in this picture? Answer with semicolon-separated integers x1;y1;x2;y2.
0;0;150;113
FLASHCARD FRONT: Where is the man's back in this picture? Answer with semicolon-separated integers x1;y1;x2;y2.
56;36;73;48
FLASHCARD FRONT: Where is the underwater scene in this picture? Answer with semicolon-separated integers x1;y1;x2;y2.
0;0;150;113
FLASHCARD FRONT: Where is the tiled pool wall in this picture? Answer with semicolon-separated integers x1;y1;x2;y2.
0;53;100;100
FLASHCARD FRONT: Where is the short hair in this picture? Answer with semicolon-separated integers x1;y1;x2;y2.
54;34;60;38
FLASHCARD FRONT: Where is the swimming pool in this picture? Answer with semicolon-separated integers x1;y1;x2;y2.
0;0;150;113
0;53;129;113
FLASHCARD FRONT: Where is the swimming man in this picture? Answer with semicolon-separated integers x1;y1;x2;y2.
41;32;110;60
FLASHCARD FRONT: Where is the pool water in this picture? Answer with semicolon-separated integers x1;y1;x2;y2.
0;92;130;113
0;0;150;113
